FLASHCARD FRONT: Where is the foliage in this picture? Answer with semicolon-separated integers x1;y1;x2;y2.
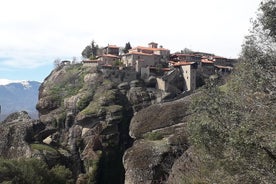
123;42;132;53
49;64;85;101
80;88;118;116
143;131;164;141
259;0;276;39
81;40;99;59
84;151;102;184
187;1;276;182
30;143;58;153
50;165;74;184
114;60;124;67
76;92;94;111
181;48;194;54
82;45;93;59
0;158;73;184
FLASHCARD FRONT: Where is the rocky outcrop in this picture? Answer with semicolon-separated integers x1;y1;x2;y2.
37;65;126;182
126;81;153;113
0;111;43;158
34;64;167;183
0;64;196;183
2;111;31;123
123;95;194;184
167;146;202;184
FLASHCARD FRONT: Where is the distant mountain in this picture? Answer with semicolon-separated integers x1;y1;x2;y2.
0;80;41;121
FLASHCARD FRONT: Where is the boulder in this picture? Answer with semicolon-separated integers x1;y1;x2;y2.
2;111;31;123
124;95;195;183
0;112;42;158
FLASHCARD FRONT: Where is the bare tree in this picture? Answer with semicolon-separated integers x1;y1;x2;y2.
53;58;61;68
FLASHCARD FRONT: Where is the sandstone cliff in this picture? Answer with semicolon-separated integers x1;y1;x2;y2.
0;63;198;183
35;64;161;183
123;95;195;184
0;63;170;183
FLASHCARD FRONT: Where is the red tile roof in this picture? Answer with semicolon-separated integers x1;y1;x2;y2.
171;61;195;66
125;51;153;56
201;59;214;64
130;46;169;51
100;54;120;58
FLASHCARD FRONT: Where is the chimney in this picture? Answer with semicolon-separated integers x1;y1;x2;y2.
148;42;158;48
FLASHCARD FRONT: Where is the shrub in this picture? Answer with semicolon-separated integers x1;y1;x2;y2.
30;143;57;153
0;158;73;184
144;132;163;141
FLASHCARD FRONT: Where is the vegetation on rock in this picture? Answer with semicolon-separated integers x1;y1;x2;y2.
187;1;276;183
3;2;275;184
0;158;73;184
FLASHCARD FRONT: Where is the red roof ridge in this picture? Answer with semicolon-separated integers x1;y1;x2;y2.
201;58;214;64
174;53;196;56
172;61;195;66
130;46;169;51
126;51;153;56
106;45;119;48
100;54;120;58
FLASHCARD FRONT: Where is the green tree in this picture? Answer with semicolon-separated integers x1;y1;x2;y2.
0;158;73;184
180;48;193;54
187;1;276;183
259;0;276;39
123;42;132;53
81;40;99;59
81;45;93;59
91;40;99;59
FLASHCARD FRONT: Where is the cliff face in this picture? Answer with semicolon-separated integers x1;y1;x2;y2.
0;63;195;183
0;111;38;158
34;64;164;183
123;95;194;184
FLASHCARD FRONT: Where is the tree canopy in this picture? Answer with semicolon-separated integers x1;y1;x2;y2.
0;158;73;184
123;42;132;53
81;40;99;59
187;0;276;183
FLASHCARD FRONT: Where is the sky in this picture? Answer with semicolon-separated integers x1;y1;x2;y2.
0;0;262;82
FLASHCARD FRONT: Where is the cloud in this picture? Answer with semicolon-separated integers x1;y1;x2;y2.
0;26;87;69
0;79;22;85
0;0;261;73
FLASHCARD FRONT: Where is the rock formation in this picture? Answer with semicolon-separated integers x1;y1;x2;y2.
0;63;196;183
0;111;44;158
123;95;194;184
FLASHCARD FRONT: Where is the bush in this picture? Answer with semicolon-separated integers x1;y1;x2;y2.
144;132;163;141
30;143;58;153
0;158;73;184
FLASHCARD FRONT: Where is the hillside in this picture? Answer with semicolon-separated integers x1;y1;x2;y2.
0;1;275;183
0;56;275;183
